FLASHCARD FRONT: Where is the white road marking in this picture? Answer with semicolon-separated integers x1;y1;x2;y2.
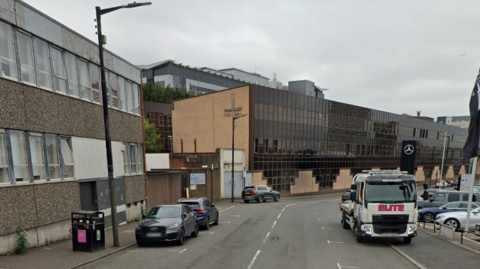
282;208;285;212
390;245;427;269
127;250;143;253
322;227;333;230
318;218;322;221
219;204;237;213
263;232;270;243
337;264;360;269
228;221;231;224
277;213;282;219
247;250;261;269
179;248;187;254
316;213;319;215
231;215;240;217
210;231;215;235
272;221;277;229
327;240;343;244
286;204;296;208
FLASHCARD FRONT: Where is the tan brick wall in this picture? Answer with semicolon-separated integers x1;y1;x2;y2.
333;169;352;190
290;171;318;194
250;171;267;186
415;167;426;182
460;165;466;175
173;86;251;168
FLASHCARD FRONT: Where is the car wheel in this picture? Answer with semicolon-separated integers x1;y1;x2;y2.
342;212;349;229
214;213;219;225
177;229;185;246
423;212;435;223
274;195;280;202
258;196;264;203
354;225;363;243
445;218;460;231
404;237;412;244
204;217;210;230
191;223;199;238
137;241;146;247
244;200;250;203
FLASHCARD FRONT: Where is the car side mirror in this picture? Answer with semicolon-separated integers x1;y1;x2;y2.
182;213;188;219
142;214;146;219
211;204;215;208
441;206;447;210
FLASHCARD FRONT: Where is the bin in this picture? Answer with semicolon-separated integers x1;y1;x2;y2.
71;211;105;252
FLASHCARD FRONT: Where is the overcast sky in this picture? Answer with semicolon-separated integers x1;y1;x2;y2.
24;0;480;119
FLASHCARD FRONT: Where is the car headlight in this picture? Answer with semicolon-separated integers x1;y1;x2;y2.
408;225;416;234
167;223;179;231
363;225;372;235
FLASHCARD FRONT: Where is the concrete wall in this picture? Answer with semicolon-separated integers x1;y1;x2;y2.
290;170;318;195
220;148;246;198
146;153;170;171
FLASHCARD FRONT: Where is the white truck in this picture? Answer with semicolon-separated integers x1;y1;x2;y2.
339;170;418;243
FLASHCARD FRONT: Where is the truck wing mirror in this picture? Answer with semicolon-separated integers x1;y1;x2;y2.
350;191;356;202
423;183;429;190
351;184;357;190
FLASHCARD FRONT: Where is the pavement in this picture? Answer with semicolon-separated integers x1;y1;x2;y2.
0;199;239;269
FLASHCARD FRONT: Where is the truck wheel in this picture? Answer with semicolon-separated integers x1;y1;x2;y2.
354;226;364;243
342;212;349;229
403;237;412;244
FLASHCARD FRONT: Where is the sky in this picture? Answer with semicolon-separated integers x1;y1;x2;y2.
24;0;480;119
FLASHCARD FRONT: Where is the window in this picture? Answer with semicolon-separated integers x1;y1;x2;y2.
51;48;67;94
137;144;143;173
0;21;17;79
123;142;130;174
133;84;140;115
118;76;126;111
29;134;45;180
64;52;79;97
126;81;133;113
17;31;36;84
434;193;445;202
35;38;52;89
90;63;101;104
109;72;119;108
447;193;459;202
78;60;91;101
46;135;60;179
130;143;137;173
10;131;29;182
446;202;460;209
0;131;9;183
61;137;75;178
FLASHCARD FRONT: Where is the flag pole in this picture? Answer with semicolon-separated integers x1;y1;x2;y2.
464;156;477;237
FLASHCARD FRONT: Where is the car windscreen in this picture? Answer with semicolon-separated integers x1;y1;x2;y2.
364;181;417;203
146;207;181;219
244;187;255;190
179;202;200;208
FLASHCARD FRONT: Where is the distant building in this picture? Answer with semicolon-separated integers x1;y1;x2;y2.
288;80;326;98
437;116;470;129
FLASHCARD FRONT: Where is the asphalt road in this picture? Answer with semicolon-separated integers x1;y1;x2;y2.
78;194;480;269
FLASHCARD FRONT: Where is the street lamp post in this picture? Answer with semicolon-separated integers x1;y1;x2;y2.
231;114;247;202
429;146;436;187
95;2;151;247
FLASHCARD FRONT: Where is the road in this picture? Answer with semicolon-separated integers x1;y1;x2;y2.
79;194;480;269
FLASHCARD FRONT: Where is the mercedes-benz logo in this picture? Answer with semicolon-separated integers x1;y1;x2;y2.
404;144;415;155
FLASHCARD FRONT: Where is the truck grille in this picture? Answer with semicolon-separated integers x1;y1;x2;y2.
372;214;408;234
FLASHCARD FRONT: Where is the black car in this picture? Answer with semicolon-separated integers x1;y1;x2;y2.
177;197;219;230
341;191;351;203
135;204;198;246
242;185;280;203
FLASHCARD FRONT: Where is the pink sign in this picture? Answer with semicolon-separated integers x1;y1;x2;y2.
78;230;86;243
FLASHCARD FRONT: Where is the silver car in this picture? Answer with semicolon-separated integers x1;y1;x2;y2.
435;207;480;231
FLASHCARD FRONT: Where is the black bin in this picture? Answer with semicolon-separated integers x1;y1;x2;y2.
71;211;105;252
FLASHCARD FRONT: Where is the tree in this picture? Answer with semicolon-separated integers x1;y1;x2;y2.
143;82;194;104
144;119;162;153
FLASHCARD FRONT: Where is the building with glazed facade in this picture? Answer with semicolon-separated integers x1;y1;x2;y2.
173;85;470;197
0;0;145;254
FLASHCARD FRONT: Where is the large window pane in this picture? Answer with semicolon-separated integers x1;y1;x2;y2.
78;60;91;101
123;142;130;174
10;131;29;182
126;81;133;113
64;52;79;97
61;137;74;179
133;84;140;115
129;144;137;173
35;39;52;89
90;63;101;104
46;135;60;179
0;132;9;183
109;72;119;108
29;135;45;180
0;21;18;79
17;32;36;84
51;48;67;94
137;144;143;173
118;76;126;111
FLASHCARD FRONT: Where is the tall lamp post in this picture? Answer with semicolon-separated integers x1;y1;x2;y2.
96;2;151;247
231;114;247;202
429;146;436;187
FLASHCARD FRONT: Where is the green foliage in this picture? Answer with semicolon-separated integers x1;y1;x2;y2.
15;226;29;254
143;82;194;104
144;119;162;153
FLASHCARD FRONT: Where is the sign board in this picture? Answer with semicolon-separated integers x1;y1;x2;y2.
400;140;417;175
190;185;197;190
460;174;473;192
190;173;206;185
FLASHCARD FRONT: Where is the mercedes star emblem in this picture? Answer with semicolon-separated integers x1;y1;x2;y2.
404;144;414;155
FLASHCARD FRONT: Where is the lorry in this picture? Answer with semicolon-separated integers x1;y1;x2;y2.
339;170;419;244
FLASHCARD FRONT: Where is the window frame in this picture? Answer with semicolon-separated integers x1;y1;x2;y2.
50;46;67;94
0;20;18;80
0;130;10;184
16;29;36;85
33;37;53;90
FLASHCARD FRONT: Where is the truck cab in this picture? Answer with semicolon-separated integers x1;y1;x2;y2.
340;170;418;244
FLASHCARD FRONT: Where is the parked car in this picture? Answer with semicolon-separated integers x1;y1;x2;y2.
475;223;480;237
341;191;351;203
177;197;219;230
418;190;480;209
242;185;280;203
435;207;480;231
135;204;198;246
418;202;480;223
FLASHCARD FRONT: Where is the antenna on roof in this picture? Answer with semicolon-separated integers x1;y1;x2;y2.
273;73;277;82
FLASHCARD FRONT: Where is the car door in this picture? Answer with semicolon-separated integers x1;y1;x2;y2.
468;209;480;229
445;202;462;213
182;205;194;233
203;199;212;222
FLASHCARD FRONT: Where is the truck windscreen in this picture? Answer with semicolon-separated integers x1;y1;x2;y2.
364;181;417;203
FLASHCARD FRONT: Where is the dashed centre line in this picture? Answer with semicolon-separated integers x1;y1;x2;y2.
263;232;270;243
337;264;360;269
247;250;261;269
277;213;282;219
327;240;343;244
282;208;285;212
322;227;333;230
210;231;215;235
179;248;187;254
272;221;277;229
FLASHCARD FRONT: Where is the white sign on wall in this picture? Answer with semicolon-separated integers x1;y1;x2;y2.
460;174;473;192
190;173;206;185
